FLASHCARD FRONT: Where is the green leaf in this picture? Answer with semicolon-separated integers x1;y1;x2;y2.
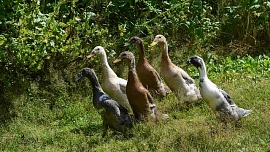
0;35;7;46
264;2;270;8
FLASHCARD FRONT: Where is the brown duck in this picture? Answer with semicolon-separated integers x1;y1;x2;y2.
125;36;170;99
150;35;201;103
113;51;159;121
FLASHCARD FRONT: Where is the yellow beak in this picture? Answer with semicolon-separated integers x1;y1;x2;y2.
180;63;188;68
149;40;158;47
113;58;122;63
86;52;96;59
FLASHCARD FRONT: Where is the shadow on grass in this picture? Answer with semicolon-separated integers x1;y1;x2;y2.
71;123;134;147
71;124;102;136
168;98;205;113
71;124;134;139
0;96;15;125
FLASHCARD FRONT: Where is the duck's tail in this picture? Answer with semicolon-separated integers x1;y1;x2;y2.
237;107;252;118
242;109;252;117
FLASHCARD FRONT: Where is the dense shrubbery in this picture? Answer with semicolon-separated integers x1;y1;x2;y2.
0;1;269;150
0;0;269;98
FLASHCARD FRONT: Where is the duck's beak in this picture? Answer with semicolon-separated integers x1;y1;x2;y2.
182;59;192;67
86;52;96;59
113;58;122;63
75;72;83;81
186;59;192;65
124;42;130;46
149;40;158;47
180;63;188;68
180;59;192;68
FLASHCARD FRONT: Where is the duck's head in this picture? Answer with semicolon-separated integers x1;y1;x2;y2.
186;56;204;69
86;46;105;59
76;68;95;81
150;34;166;47
125;36;142;46
113;51;134;63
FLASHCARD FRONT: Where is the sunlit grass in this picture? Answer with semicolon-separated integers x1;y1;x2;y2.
0;76;269;151
1;47;269;151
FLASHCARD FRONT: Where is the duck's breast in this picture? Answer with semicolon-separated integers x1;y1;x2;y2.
200;80;225;110
137;62;160;89
126;81;151;116
161;64;185;91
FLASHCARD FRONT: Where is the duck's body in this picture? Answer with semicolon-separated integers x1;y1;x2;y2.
126;37;169;98
114;51;161;121
87;46;130;110
76;68;132;137
150;35;201;102
126;68;155;120
187;56;252;122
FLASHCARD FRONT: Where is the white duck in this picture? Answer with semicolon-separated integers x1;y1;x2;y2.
187;56;252;122
87;46;131;111
150;35;201;102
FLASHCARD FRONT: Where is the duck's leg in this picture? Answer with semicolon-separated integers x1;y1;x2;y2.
102;122;109;137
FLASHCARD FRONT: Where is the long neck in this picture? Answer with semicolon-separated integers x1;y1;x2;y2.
198;62;208;79
127;58;139;84
99;52;110;67
160;42;171;64
136;41;145;61
128;58;136;73
99;52;118;79
86;74;103;94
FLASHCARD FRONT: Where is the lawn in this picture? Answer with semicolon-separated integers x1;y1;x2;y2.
0;76;269;151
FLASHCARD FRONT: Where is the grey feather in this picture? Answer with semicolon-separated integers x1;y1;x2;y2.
76;68;132;137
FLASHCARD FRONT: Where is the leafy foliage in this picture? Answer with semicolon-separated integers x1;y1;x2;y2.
0;0;270;151
219;0;270;45
208;54;270;80
0;0;269;86
185;53;270;82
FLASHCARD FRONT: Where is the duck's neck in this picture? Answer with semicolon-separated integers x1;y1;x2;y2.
136;42;146;62
99;53;117;79
86;74;103;94
128;58;139;84
99;52;109;67
160;42;171;64
198;62;208;80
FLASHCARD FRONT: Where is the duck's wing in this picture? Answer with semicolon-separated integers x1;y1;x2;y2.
177;67;195;85
100;93;129;114
102;99;132;126
118;77;127;94
217;88;252;119
207;80;236;106
146;91;155;104
146;91;157;114
150;69;162;83
102;99;122;117
219;89;236;106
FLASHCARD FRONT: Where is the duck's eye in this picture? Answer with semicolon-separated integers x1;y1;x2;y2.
97;48;100;50
158;36;161;38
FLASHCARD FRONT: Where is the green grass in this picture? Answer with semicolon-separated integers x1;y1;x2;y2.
0;76;269;151
1;50;270;151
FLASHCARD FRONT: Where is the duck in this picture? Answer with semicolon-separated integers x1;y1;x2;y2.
186;56;252;122
150;34;201;102
76;68;133;137
125;36;170;98
113;51;167;121
86;46;131;111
